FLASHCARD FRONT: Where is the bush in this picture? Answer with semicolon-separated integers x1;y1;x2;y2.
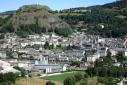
84;73;89;78
80;80;87;85
64;77;75;85
0;72;19;84
0;34;4;39
98;77;117;85
74;73;83;82
0;81;11;85
55;27;73;37
14;66;27;77
46;81;55;85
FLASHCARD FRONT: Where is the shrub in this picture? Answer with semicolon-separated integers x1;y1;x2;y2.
80;80;87;85
74;73;83;82
46;81;55;85
64;77;75;85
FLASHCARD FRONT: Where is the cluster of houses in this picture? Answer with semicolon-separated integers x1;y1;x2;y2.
0;56;67;74
0;32;127;74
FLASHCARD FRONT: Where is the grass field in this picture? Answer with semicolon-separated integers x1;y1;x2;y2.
42;71;83;82
14;72;104;85
14;77;63;85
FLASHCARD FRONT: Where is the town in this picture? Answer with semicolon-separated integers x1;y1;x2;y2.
0;0;127;84
0;32;127;73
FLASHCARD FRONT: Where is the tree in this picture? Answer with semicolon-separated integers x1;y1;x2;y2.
1;23;15;33
44;41;49;49
64;77;75;85
0;34;4;39
0;72;19;84
98;77;117;85
55;27;73;37
80;80;87;85
6;50;14;59
74;73;83;82
14;66;26;77
0;81;11;85
49;44;54;49
84;73;89;78
46;81;55;85
115;52;125;62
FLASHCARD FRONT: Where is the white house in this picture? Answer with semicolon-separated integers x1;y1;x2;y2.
109;49;118;56
99;47;108;57
0;52;7;59
87;53;100;63
61;64;67;71
124;49;127;56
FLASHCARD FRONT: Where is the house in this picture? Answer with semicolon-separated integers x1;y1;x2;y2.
87;53;100;63
17;60;34;71
115;48;127;57
0;52;7;59
113;62;121;67
21;42;29;47
61;64;67;71
109;49;118;56
12;52;18;59
28;34;40;39
122;61;127;68
0;60;10;66
99;47;108;57
98;38;105;43
124;49;127;56
83;43;94;49
57;54;69;62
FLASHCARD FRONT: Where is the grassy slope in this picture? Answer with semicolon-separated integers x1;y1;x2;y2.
14;77;63;85
42;72;104;85
42;72;79;82
14;72;104;85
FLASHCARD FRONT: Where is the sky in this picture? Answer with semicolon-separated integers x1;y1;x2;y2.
0;0;116;12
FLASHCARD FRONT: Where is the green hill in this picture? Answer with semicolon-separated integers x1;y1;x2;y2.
58;0;127;38
1;0;127;38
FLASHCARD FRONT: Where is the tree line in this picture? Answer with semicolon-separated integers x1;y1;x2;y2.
0;23;72;38
0;72;19;85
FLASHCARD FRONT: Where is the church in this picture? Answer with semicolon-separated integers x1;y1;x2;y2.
32;56;66;74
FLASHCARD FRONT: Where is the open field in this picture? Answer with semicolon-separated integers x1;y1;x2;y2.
14;77;63;85
14;72;103;85
42;71;83;82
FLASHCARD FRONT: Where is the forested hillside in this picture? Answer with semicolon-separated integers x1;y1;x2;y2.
58;0;127;38
0;0;127;38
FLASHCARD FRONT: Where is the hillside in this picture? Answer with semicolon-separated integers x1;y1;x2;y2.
0;5;72;37
58;0;127;38
1;0;127;38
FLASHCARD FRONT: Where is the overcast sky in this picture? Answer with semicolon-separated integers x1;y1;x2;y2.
0;0;116;12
